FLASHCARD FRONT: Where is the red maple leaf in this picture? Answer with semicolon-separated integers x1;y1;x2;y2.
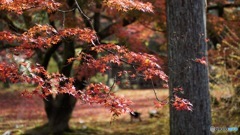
195;57;207;66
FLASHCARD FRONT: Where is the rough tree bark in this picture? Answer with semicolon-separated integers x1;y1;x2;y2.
167;0;211;135
43;40;77;134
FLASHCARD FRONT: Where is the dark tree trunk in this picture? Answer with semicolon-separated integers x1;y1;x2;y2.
41;40;86;134
167;0;211;135
43;41;76;134
41;0;81;133
44;94;76;134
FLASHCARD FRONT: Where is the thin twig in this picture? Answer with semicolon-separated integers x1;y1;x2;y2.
74;0;101;43
63;12;65;28
74;0;168;97
74;0;91;21
57;8;76;13
91;40;139;66
110;76;116;91
151;79;169;103
74;0;161;70
151;79;161;102
57;8;76;28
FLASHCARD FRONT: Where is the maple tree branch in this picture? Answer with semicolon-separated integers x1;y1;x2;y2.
91;41;138;66
57;8;76;13
74;0;138;67
150;79;170;104
61;41;75;76
74;0;164;91
74;0;93;28
110;78;116;90
93;2;102;32
57;8;76;28
108;76;116;95
151;79;161;102
40;17;62;70
74;0;101;44
42;43;62;69
74;0;91;21
52;52;63;69
0;14;25;33
75;0;136;40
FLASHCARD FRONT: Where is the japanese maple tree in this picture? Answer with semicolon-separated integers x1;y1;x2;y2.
0;0;194;134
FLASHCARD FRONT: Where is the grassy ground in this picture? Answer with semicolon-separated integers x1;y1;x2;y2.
0;84;239;135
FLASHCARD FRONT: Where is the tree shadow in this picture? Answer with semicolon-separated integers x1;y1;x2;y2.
24;123;105;135
24;118;165;135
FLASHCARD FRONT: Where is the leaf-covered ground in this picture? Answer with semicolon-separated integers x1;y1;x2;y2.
0;85;169;135
0;85;239;135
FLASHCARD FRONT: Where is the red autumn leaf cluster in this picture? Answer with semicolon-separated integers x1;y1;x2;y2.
172;95;193;112
72;44;168;83
0;58;133;116
153;101;167;108
0;0;185;118
80;83;132;116
104;0;154;12
0;25;95;57
0;0;61;14
0;60;78;98
0;62;20;83
195;57;207;66
0;24;95;48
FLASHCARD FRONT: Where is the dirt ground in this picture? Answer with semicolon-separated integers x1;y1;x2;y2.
0;88;169;134
0;86;239;135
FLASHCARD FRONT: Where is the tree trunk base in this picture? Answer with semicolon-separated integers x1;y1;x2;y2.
24;123;74;135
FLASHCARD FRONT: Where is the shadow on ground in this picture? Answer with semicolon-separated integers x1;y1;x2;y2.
24;118;169;135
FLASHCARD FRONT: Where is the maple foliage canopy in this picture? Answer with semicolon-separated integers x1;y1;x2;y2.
0;0;61;14
0;0;196;116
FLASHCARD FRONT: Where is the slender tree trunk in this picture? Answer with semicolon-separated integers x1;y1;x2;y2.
167;0;211;135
